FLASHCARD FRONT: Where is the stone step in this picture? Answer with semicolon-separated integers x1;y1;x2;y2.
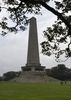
10;71;59;83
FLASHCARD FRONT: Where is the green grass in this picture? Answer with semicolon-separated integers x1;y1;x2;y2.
0;82;71;100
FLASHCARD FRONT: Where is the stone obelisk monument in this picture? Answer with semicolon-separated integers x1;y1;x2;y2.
22;17;45;71
11;17;58;82
27;17;40;67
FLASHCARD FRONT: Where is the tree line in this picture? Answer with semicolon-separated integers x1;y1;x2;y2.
0;71;21;81
46;64;71;81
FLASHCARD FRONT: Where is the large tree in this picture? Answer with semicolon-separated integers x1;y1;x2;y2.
0;0;71;61
46;64;71;81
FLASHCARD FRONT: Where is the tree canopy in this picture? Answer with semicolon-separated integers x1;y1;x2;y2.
0;0;71;61
46;64;71;81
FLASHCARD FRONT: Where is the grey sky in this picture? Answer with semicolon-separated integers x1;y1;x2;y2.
0;1;71;76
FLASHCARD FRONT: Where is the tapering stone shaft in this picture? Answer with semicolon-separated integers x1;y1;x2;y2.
26;17;40;67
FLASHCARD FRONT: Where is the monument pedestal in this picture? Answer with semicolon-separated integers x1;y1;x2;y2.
21;66;45;72
11;70;58;83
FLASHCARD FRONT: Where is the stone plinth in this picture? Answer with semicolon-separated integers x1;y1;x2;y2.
21;66;45;72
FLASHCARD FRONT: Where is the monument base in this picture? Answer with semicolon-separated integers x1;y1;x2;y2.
21;65;45;72
10;65;59;83
10;70;59;83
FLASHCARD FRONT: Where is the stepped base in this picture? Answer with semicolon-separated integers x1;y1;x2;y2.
10;71;58;83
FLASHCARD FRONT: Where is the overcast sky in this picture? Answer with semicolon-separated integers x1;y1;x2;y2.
0;0;71;76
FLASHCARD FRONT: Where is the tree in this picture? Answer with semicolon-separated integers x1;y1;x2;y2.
46;64;71;81
0;0;71;61
3;71;21;81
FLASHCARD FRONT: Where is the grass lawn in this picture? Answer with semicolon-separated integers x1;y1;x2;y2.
0;82;71;100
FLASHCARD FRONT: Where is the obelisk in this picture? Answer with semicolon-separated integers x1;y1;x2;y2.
26;17;41;67
22;17;45;71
